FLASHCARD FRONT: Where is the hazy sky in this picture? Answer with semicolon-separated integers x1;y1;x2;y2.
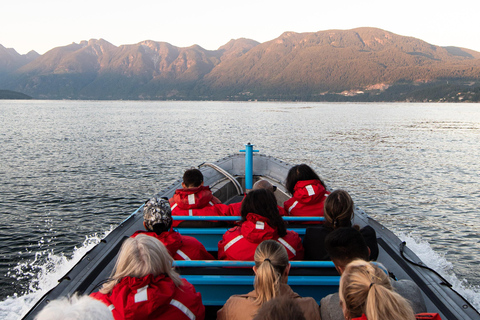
2;0;480;55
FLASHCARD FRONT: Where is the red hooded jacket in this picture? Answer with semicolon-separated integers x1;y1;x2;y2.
131;230;214;260
91;274;205;320
283;180;330;220
217;213;304;261
169;186;225;227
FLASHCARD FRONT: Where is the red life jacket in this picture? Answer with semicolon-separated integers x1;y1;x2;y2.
352;315;368;320
283;180;330;221
131;230;214;260
169;186;223;227
90;275;205;320
217;213;304;261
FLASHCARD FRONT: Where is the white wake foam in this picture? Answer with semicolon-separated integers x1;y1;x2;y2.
0;229;112;320
399;233;480;311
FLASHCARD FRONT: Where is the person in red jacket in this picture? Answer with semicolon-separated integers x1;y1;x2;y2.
91;234;205;320
169;168;228;227
218;189;304;261
283;164;330;222
131;197;214;260
227;180;286;216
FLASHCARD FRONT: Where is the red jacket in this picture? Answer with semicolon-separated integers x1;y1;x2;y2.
352;315;368;320
217;213;304;261
283;180;330;220
131;230;214;260
169;186;224;227
91;274;205;320
227;196;287;216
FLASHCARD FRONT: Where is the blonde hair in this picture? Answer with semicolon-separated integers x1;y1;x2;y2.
253;240;289;305
100;234;182;294
339;260;415;320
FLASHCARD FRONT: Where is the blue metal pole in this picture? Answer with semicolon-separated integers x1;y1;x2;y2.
240;143;259;190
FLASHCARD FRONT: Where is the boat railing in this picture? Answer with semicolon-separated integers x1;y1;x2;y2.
173;216;324;222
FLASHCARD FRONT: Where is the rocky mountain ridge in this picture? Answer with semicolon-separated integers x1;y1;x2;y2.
1;28;479;101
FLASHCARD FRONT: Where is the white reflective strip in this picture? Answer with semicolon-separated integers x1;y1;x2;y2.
171;203;177;210
170;299;196;320
209;201;214;206
134;285;149;303
189;209;193;216
108;304;115;311
278;237;296;256
188;194;196;205
305;185;315;196
176;249;191;260
255;221;265;230
224;235;244;251
288;201;298;214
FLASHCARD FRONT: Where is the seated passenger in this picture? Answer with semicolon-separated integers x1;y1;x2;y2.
217;240;320;320
34;293;114;320
131;197;214;260
320;228;426;320
90;234;205;320
303;189;378;260
169;168;226;227
228;180;286;216
283;164;330;222
218;189;304;260
339;259;416;320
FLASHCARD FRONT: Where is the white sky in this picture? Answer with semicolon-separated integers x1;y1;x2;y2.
1;0;480;55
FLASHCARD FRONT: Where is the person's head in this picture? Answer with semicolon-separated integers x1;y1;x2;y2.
339;260;415;320
99;234;182;294
325;227;369;274
285;164;325;195
252;296;306;320
241;189;286;237
324;189;354;229
253;240;291;305
252;180;277;193
143;197;172;234
182;168;204;188
35;294;113;320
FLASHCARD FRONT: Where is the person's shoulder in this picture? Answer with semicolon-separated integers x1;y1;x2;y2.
391;279;427;313
320;293;343;320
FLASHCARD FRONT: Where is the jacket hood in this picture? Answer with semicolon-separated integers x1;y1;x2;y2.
172;186;214;209
110;274;176;320
130;231;183;257
240;213;278;243
292;180;327;204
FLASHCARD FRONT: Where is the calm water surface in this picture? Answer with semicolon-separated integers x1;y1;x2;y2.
0;100;479;317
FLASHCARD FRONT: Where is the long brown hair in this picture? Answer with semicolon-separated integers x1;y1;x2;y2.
253;240;290;305
324;189;354;229
339;260;415;320
241;189;287;237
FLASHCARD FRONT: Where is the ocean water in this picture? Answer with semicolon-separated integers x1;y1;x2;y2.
0;100;479;318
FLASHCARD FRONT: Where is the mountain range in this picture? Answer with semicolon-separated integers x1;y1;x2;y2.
1;27;480;101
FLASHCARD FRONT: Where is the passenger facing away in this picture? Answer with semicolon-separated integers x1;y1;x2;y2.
217;240;320;320
169;168;226;227
131;197;214;260
227;179;286;216
218;189;304;260
339;259;416;320
34;294;114;320
252;296;307;320
283;164;330;221
320;228;426;320
303;189;379;260
90;234;205;320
